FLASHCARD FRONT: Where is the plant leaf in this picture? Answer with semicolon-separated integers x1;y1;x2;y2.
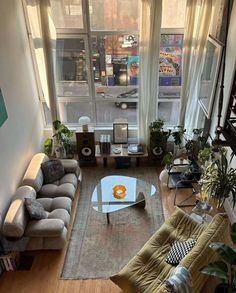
231;223;236;244
210;242;236;265
200;261;228;281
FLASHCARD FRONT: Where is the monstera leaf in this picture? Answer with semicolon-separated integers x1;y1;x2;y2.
200;261;228;282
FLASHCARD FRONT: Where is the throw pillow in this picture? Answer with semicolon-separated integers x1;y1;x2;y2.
41;159;65;184
164;265;192;293
165;239;196;265
25;198;47;220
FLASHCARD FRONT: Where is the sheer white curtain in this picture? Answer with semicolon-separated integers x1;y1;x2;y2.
24;0;58;121
138;0;162;144
179;0;213;135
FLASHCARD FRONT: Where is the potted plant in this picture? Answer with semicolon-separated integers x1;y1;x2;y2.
185;128;209;162
200;223;236;293
200;148;236;208
149;119;171;162
159;152;174;184
198;146;214;170
171;125;186;156
44;120;74;159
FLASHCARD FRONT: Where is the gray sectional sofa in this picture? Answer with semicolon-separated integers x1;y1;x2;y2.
2;153;80;250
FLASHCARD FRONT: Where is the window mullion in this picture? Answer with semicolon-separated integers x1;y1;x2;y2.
83;0;97;124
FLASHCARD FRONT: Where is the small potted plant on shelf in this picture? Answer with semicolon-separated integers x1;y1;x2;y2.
149;119;171;162
44;120;74;159
200;148;236;208
200;223;236;293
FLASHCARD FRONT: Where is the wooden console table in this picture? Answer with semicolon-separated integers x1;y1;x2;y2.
95;144;148;167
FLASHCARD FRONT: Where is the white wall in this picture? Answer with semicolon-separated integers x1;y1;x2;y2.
0;0;45;219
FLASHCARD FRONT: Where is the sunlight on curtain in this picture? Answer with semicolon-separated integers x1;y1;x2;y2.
162;0;186;28
179;0;213;135
138;0;162;144
26;0;50;108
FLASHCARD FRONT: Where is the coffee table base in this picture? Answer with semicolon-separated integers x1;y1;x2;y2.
106;213;110;224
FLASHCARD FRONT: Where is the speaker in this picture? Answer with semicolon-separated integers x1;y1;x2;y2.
76;131;95;165
149;131;167;162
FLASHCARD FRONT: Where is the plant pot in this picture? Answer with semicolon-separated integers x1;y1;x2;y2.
159;168;169;185
215;283;236;293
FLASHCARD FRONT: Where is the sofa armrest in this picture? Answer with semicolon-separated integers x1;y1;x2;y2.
60;159;80;177
25;219;65;237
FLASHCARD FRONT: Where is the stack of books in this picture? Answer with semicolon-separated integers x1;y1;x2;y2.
99;134;111;154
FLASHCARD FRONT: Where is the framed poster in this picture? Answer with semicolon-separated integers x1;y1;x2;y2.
113;123;128;144
0;88;8;127
198;35;223;119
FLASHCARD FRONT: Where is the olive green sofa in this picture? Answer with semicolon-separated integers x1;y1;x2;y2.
110;207;229;293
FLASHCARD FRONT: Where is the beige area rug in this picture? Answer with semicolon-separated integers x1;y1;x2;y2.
61;166;164;279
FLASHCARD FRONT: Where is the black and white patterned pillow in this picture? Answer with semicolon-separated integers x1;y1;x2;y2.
165;239;196;265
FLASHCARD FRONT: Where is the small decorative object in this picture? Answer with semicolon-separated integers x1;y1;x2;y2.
113;123;128;144
113;185;127;199
200;223;236;293
78;116;91;132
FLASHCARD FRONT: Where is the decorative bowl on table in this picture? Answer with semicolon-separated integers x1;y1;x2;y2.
113;185;127;199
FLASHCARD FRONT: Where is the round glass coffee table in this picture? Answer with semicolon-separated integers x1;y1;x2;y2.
91;175;156;223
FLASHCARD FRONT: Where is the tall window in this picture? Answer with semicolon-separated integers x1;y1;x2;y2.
46;0;186;127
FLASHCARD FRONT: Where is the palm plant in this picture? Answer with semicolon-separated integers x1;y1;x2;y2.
201;149;236;208
200;223;236;293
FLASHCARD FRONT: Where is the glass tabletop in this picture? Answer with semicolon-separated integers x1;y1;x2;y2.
91;175;156;214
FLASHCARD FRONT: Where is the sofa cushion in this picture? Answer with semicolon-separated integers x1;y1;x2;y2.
59;173;78;189
25;219;65;237
22;153;49;192
166;239;196;265
37;197;72;214
38;183;75;200
60;159;78;173
25;198;47;220
2;186;36;238
47;209;70;228
41;160;65;184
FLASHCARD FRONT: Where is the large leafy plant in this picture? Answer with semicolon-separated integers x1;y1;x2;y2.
200;223;236;292
44;120;74;158
201;148;236;208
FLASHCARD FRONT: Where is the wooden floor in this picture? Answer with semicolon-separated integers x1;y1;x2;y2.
0;161;218;292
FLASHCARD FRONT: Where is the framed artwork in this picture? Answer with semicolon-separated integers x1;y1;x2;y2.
198;35;223;119
113;123;128;144
0;88;8;127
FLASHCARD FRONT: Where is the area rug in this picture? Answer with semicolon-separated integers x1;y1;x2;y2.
61;166;164;279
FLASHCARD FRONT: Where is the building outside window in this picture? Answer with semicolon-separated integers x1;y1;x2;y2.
43;0;186;127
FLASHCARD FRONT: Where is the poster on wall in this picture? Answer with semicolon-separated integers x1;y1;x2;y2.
0;88;8;127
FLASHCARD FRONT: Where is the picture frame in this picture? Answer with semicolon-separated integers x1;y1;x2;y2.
113;123;128;144
198;35;223;119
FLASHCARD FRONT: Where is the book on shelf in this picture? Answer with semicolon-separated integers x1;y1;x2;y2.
128;144;144;155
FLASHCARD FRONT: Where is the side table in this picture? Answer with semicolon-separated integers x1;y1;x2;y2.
95;144;148;167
